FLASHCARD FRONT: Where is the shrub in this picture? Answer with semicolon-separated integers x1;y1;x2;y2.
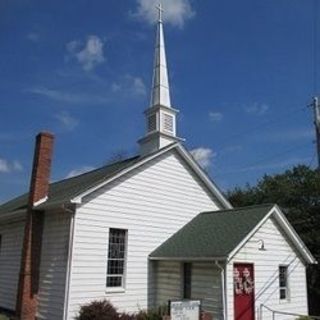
295;317;313;320
76;300;168;320
136;305;168;320
76;300;119;320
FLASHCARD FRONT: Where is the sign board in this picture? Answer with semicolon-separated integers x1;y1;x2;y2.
170;300;201;320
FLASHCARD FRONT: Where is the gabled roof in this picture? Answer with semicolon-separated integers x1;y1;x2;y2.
0;143;232;215
149;204;316;264
0;155;141;215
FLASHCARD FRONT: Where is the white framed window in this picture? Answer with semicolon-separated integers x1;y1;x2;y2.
106;229;127;288
279;265;289;300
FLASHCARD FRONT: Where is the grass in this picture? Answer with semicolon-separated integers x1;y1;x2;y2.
0;315;9;320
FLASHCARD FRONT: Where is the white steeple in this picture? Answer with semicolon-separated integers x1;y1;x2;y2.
138;3;183;155
150;3;171;108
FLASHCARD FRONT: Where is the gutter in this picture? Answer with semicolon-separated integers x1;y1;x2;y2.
63;204;76;320
215;261;227;320
149;256;227;261
0;209;26;222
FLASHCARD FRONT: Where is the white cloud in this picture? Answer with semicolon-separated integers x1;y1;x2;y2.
131;77;147;96
55;111;79;131
133;0;195;28
0;158;23;173
209;111;223;122
244;103;269;116
13;161;23;171
66;166;95;178
67;35;105;71
190;147;216;169
25;86;110;105
112;75;147;96
27;32;40;42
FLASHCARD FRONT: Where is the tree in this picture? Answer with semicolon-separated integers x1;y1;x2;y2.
228;165;320;315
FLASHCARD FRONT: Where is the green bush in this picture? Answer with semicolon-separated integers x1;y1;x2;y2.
136;305;168;320
295;317;313;320
77;300;168;320
76;300;119;320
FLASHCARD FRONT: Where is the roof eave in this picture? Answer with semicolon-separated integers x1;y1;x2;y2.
149;256;227;261
272;204;317;264
227;204;317;265
175;144;233;209
0;208;27;221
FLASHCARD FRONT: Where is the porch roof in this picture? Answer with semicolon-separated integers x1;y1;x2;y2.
150;204;274;260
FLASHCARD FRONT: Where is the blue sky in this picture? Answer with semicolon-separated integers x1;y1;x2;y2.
0;0;318;203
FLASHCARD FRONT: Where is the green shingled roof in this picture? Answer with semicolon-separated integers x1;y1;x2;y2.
150;204;275;259
0;155;141;215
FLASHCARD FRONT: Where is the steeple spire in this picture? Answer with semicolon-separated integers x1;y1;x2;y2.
150;3;171;108
138;3;183;155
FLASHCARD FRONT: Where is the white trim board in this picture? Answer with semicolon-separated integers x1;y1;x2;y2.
70;143;232;210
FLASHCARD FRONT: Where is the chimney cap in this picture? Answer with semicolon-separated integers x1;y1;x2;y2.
37;131;54;139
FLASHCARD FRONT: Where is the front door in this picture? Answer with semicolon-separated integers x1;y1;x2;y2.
234;263;255;320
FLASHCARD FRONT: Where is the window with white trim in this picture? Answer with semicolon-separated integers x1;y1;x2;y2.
279;265;289;300
106;229;127;288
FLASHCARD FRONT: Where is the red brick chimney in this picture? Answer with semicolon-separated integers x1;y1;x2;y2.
16;132;54;320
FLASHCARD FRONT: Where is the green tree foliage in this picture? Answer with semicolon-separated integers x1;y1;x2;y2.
228;165;320;315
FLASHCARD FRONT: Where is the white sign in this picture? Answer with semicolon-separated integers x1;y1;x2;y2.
170;300;201;320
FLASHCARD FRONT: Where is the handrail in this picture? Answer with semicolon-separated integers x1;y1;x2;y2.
260;304;320;320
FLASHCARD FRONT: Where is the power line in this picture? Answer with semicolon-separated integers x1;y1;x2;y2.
313;0;319;94
214;105;306;149
213;143;311;179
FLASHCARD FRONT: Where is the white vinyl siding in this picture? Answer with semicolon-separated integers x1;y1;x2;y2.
155;261;182;305
37;210;71;320
154;261;223;319
0;218;25;311
226;217;309;320
67;150;220;319
191;262;223;319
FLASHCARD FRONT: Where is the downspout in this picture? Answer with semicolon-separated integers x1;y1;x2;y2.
63;204;76;320
215;261;227;320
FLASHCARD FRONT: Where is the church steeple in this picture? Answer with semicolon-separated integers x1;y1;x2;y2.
138;3;183;155
150;3;171;108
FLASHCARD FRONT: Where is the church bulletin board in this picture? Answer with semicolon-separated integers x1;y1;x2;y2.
169;300;201;320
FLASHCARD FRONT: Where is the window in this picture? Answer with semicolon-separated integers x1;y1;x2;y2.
279;265;289;300
148;114;157;132
183;263;192;299
163;114;174;133
107;229;127;288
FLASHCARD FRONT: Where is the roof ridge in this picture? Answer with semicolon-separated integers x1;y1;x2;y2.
200;203;275;215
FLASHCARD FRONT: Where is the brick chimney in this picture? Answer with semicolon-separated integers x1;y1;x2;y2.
16;132;54;320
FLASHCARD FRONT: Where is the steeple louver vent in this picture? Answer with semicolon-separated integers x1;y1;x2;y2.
148;114;157;132
163;113;173;134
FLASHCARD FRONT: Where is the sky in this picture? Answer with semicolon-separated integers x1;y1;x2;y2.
0;0;318;203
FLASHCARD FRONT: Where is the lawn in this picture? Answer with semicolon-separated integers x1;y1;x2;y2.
0;315;9;320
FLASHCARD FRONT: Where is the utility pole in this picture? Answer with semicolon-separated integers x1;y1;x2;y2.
312;97;320;169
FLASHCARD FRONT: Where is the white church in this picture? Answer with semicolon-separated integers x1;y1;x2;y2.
0;5;316;320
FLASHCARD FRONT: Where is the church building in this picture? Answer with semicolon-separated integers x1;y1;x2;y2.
0;5;316;320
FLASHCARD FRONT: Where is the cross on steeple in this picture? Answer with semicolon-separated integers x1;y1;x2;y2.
156;3;164;23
